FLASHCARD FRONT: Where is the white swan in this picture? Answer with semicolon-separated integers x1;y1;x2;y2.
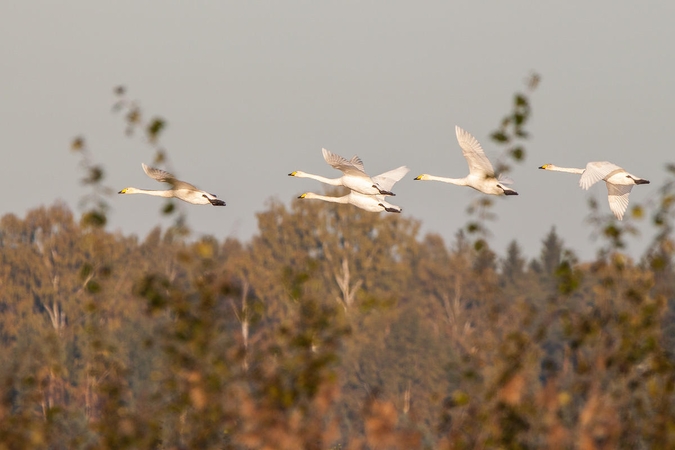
298;192;402;213
118;163;226;206
539;161;649;220
297;166;409;213
289;148;401;196
414;126;518;196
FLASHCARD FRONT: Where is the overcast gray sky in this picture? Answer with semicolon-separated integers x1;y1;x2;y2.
2;1;673;261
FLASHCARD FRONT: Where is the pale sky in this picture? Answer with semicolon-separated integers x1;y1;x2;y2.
2;1;674;261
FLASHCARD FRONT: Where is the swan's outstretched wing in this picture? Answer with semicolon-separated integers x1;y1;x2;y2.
142;163;198;190
606;183;633;220
349;155;366;173
455;126;495;177
372;166;410;192
322;148;368;177
579;161;623;190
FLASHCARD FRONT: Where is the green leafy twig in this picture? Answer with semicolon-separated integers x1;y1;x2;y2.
464;72;540;250
70;136;113;228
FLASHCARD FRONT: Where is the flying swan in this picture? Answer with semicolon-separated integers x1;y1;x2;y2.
297;166;410;213
289;148;400;196
415;126;518;195
118;163;226;206
414;126;518;196
538;161;649;220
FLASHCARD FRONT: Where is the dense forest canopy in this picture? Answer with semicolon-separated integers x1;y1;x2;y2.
1;81;675;449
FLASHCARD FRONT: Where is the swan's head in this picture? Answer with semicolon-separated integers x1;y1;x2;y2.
539;164;553;170
289;171;307;177
414;174;429;181
118;187;141;194
298;192;319;200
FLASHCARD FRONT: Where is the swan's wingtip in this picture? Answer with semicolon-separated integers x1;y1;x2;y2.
455;125;467;137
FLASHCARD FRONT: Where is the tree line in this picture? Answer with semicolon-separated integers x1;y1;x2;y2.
0;192;673;448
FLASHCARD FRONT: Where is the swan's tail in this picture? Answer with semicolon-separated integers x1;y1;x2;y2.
497;174;514;185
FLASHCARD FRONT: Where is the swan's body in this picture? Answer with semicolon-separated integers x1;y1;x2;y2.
297;166;409;213
539;161;649;220
414;126;518;196
118;163;226;206
299;191;402;213
289;148;400;196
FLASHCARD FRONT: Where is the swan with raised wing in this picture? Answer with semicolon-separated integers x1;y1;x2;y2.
414;126;518;196
290;148;400;196
118;163;226;206
539;161;649;220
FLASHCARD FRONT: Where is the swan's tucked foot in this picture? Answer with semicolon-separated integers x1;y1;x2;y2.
380;204;401;213
634;178;650;185
503;189;519;196
375;185;395;196
204;195;226;206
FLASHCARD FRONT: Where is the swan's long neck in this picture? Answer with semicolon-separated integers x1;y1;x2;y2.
124;188;173;197
294;172;343;186
542;165;584;175
302;193;349;204
417;174;469;186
